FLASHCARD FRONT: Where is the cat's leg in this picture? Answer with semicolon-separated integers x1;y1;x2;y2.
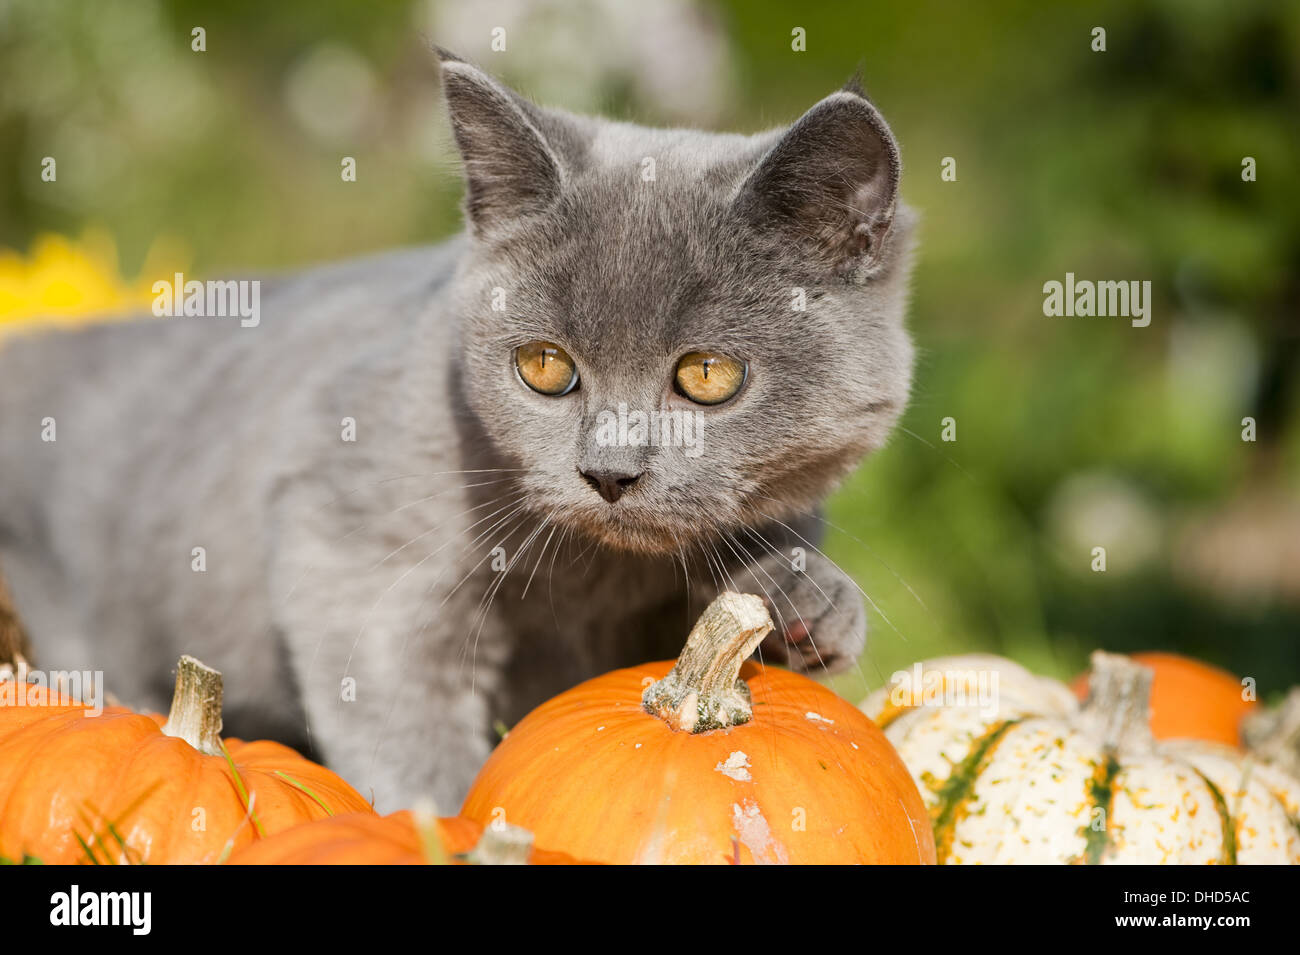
267;502;508;813
728;523;868;675
757;548;867;674
273;577;501;812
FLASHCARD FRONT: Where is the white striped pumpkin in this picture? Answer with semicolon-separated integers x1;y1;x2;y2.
860;652;1300;864
1243;686;1300;780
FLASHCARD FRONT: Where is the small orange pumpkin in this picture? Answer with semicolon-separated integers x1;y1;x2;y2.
1069;651;1255;747
461;592;936;865
228;811;586;865
0;655;372;864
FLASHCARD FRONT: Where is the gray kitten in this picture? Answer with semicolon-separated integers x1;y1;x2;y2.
0;52;914;812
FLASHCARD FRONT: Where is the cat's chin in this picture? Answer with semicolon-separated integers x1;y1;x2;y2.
573;518;688;555
563;506;716;556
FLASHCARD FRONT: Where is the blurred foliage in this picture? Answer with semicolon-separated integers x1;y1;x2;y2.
0;0;1296;696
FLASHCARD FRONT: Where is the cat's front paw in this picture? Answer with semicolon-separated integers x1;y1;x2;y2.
745;551;866;675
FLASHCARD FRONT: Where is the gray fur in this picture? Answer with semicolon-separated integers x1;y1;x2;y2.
0;57;914;811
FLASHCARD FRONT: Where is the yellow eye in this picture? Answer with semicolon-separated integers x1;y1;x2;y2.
674;351;747;405
515;341;578;396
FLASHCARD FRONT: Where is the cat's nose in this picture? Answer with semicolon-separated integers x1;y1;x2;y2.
580;468;643;504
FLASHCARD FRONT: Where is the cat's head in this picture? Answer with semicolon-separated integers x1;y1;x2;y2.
441;51;915;554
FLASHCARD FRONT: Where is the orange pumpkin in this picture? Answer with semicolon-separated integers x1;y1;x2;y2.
0;655;372;864
1069;651;1255;747
461;592;936;865
228;811;586;865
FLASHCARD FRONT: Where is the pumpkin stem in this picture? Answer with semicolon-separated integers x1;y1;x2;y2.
1242;687;1300;779
642;591;774;733
466;823;535;866
1078;651;1155;753
161;655;224;756
0;560;33;676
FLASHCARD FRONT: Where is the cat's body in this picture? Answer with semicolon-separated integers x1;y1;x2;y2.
0;54;915;811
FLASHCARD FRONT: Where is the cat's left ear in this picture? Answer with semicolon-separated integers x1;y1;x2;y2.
733;87;902;278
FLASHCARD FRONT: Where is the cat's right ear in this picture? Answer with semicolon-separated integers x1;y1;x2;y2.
438;50;563;237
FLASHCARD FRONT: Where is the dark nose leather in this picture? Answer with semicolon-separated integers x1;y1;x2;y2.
580;469;643;504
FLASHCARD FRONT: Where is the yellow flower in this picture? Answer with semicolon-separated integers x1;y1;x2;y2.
0;229;188;341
